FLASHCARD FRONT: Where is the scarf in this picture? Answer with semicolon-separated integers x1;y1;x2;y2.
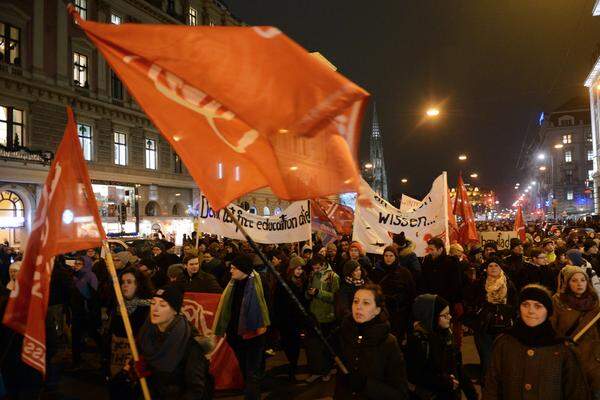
508;318;562;347
138;314;191;372
560;292;599;312
485;271;508;304
213;271;270;339
345;275;365;287
117;297;151;316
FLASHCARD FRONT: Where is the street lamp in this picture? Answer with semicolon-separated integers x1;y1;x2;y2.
537;153;546;160
426;107;440;117
364;162;373;170
470;173;478;178
458;154;467;161
539;166;547;171
554;143;564;149
401;178;408;184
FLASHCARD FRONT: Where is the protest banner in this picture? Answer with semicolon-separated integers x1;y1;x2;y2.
353;173;449;256
197;195;311;244
480;231;518;250
400;194;423;212
182;293;244;390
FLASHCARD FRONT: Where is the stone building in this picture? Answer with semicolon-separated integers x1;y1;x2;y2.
0;0;241;247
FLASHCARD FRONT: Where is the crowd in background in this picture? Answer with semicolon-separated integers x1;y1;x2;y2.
1;219;600;399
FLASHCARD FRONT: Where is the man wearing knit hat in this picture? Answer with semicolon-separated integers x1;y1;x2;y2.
502;238;525;282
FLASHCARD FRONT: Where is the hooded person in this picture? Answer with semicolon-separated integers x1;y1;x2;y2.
212;254;270;400
133;285;214;400
393;232;422;279
551;265;600;399
335;260;366;321
483;284;589;400
405;294;477;400
348;241;372;274
566;248;600;297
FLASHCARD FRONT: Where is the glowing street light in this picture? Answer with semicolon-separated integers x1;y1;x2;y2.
537;153;546;160
470;173;478;178
426;107;440;117
554;143;564;149
401;178;408;184
530;181;536;185
458;154;467;161
364;162;373;169
539;166;547;171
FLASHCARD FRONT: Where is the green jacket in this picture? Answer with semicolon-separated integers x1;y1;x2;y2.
306;265;340;323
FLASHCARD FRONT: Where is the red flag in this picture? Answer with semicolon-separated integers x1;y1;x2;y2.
2;107;105;375
452;174;478;245
514;206;526;242
68;7;369;210
182;293;243;390
447;189;460;244
312;198;354;235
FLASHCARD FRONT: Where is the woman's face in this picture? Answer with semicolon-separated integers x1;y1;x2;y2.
383;251;396;266
352;289;380;324
487;263;502;278
271;256;281;267
8;268;18;282
318;247;327;257
520;300;547;327
438;306;452;329
121;273;137;300
349;247;360;260
293;266;304;278
351;266;362;280
569;272;588;296
150;297;176;327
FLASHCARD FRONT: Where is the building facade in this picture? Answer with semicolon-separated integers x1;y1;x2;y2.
0;0;241;247
533;98;594;218
585;0;600;214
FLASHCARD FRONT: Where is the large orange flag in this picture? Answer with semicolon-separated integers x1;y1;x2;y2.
68;7;369;210
514;206;526;241
447;189;460;244
312;198;354;235
3;107;105;375
452;174;478;245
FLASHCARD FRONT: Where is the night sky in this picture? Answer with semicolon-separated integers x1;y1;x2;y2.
225;0;600;206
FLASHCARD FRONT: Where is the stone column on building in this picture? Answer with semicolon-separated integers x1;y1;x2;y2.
32;0;45;80
56;0;69;87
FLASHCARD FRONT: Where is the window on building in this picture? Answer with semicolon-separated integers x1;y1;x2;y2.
0;22;21;66
145;201;160;216
249;206;257;214
0;106;24;148
111;70;123;100
565;170;573;184
589;149;594;161
559;116;575;127
74;0;87;20
114;132;127;165
110;13;122;25
567;191;574;201
173;152;182;173
565;150;572;163
145;138;157;169
590;170;595;181
73;52;88;88
77;123;93;160
188;7;197;26
263;207;270;216
587;131;593;142
562;134;572;144
0;191;24;227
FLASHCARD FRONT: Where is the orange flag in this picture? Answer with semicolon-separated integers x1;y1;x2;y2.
514;206;526;241
452;174;478;245
312;198;354;235
68;7;369;210
2;107;105;375
447;189;460;244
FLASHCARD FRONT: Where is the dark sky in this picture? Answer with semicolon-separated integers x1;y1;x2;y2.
225;0;600;205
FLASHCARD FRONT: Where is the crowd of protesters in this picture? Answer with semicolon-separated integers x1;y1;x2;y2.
2;220;600;399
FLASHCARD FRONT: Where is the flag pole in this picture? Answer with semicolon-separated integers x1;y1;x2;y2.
222;207;349;374
443;171;450;250
103;241;152;400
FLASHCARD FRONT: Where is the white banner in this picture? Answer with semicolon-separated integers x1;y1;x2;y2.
400;194;423;213
197;196;311;244
353;174;448;256
480;231;518;250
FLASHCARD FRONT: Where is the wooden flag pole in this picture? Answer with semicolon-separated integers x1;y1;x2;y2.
572;310;600;343
222;207;349;374
103;241;152;400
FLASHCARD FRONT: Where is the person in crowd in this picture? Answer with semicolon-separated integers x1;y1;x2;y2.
483;284;589;400
542;238;557;264
468;259;517;379
213;255;270;400
302;246;313;262
223;241;239;264
502;238;525;282
272;255;308;381
483;242;498;262
305;254;340;383
335;260;366;321
166;263;185;284
334;284;409;399
551;265;600;400
584;239;600;275
566;248;600;297
178;254;222;293
348;241;372;274
514;247;546;290
6;261;20;291
181;243;198;260
394;233;422;287
162;242;181;267
371;245;416;340
69;255;103;370
135;285;214;400
406;294;478;400
325;242;339;274
203;242;228;288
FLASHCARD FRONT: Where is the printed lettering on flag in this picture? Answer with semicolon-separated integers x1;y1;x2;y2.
399;194;423;213
2;107;105;375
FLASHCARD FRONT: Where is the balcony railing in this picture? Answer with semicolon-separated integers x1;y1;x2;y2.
0;144;53;164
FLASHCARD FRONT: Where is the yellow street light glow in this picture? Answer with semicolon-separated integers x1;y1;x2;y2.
470;173;478;178
289;165;298;171
554;143;563;149
401;178;408;183
458;154;467;161
539;166;547;171
364;162;373;169
426;108;440;117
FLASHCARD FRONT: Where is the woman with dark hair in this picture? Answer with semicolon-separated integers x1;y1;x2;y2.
334;284;409;399
335;260;367;321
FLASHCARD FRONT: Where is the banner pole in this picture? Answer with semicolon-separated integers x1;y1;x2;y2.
103;241;152;400
222;207;349;374
443;171;450;250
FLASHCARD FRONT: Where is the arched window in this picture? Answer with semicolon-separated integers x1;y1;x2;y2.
249;206;257;214
172;203;183;216
145;201;161;216
273;207;282;216
0;191;24;227
263;206;270;216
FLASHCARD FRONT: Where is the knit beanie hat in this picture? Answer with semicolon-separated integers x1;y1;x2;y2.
326;242;338;252
519;284;553;316
349;241;364;256
342;260;361;278
382;245;398;258
154;285;183;313
510;238;522;250
449;243;464;254
231;254;254;275
288;256;306;271
557;265;588;294
566;249;585;266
